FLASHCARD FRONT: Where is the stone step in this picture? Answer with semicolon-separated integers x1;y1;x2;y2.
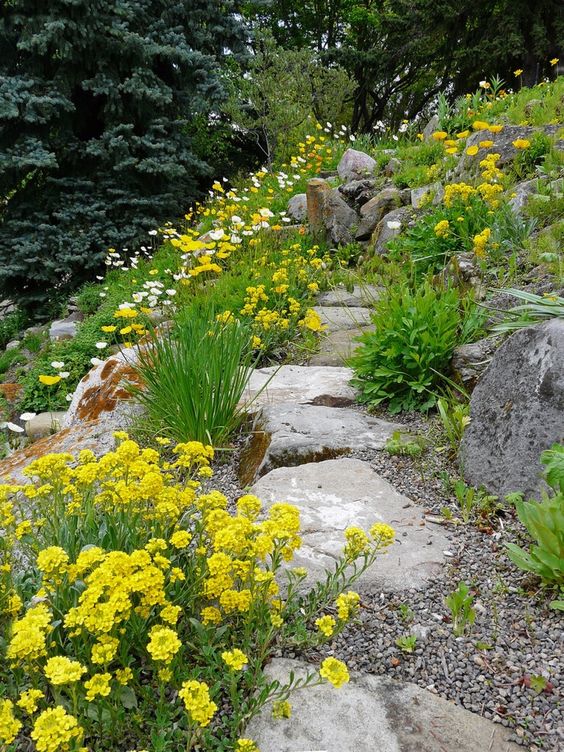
314;305;373;332
240;403;403;483
318;284;380;307
251;458;448;593
309;326;369;366
242;365;357;411
247;658;521;752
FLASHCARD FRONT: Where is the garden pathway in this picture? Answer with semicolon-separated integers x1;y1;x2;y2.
241;291;521;752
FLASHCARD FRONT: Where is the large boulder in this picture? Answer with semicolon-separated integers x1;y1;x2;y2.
370;206;420;255
49;317;78;342
355;186;404;241
422;114;440;141
323;188;359;245
451;336;501;391
455;125;562;178
287;193;307;222
411;182;444;208
338;179;377;209
509;178;541;214
337;148;377;182
460;319;564;497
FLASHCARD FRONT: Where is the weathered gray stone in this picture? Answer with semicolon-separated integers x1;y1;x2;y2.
370;206;420;255
318;284;380;308
64;347;144;429
5;340;20;351
422;114;440;141
451;336;501;391
246;403;402;479
509;178;541;214
384;157;402;176
309;327;368;366
338;178;377;209
411;181;444;208
251;459;448;592
337;148;377;182
460;320;564;497
49;318;78;342
248;658;521;752
313;305;372;333
455;124;562;177
287;193;307;222
243;365;357;411
323;189;359;245
355;187;403;240
25;412;67;440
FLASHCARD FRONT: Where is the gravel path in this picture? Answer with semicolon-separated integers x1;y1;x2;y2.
208;407;562;751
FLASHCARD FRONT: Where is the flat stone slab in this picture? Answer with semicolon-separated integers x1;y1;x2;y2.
318;285;380;307
242;366;357;411
242;403;402;481
247;658;521;752
314;305;372;332
250;459;448;592
309;326;369;366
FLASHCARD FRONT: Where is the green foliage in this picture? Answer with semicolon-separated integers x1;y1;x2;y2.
395;634;417;653
0;309;27;349
490;288;564;334
445;582;476;637
0;347;26;377
437;396;471;454
511;132;554;180
129;307;258;447
453;480;498;524
525;193;564;229
351;283;463;413
385;431;424;457
0;0;245;314
505;445;564;587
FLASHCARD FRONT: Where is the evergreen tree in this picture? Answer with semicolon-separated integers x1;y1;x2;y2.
0;0;244;314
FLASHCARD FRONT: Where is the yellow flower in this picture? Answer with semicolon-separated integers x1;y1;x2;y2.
101;325;116;333
479;140;493;148
432;131;448;141
320;657;350;688
201;606;222;625
170;529;191;548
115;667;133;685
91;635;119;665
456;130;470;139
84;672;112;701
44;656;86;684
31;706;83;751
514;69;523;77
512;138;531;149
221;648;248;671
370;522;395;546
0;699;22;745
550;58;559;66
336;591;360;621
472;120;490;130
272;700;292;719
179;680;217;727
147;626;181;664
344;526;370;559
466;145;479;156
315;614;336;637
17;689;44;715
298;308;325;332
38;374;62;386
488;124;503;133
434;220;450;238
236;739;260;752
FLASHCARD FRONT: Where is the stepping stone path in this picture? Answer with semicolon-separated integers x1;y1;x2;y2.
251;458;448;593
242;290;517;749
247;659;521;752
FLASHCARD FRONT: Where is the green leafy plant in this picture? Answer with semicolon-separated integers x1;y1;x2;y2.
398;603;415;623
445;582;476;636
0;309;27;349
437;396;471;453
511;131;553;180
395;634;417;653
351;282;462;413
491;289;564;334
505;445;564;587
385;431;424;457
130;306;258;447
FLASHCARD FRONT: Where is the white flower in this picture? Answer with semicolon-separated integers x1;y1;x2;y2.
91;357;104;366
95;342;108;349
6;422;24;433
66;394;73;402
166;289;176;296
58;371;70;379
209;229;224;241
96;275;104;281
392;134;399;141
349;134;356;142
51;361;65;369
387;220;402;230
20;412;36;421
259;208;274;218
99;292;106;297
148;230;158;236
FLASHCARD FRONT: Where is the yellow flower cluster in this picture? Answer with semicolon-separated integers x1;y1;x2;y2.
320;657;350;688
443;182;476;207
222;648;248;671
473;227;491;258
179;680;217;727
434;219;450;238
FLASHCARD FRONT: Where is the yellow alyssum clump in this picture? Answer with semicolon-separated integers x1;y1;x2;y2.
44;656;86;685
146;626;181;664
344;526;370;559
320;657;350;688
434;220;450;238
443;182;476;207
179;680;217;727
7;602;52;663
17;689;44;715
315;614;336;637
336;591;360;621
31;706;83;752
236;739;260;752
221;648;248;671
84;672;112;701
0;699;22;745
370;522;395;546
473;227;491;258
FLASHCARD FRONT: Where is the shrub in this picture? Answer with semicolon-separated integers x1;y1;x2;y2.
505;445;564;588
351;282;462;412
0;309;27;349
130;307;258;447
0;436;395;751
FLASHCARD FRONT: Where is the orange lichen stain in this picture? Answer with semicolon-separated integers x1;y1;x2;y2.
75;361;142;421
0;383;23;402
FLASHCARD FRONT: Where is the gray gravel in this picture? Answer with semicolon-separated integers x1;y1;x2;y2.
208;408;563;752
